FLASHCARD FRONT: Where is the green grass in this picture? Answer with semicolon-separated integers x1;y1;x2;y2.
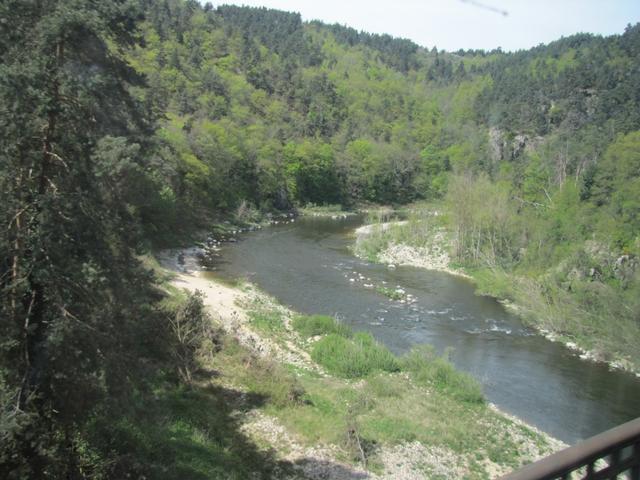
292;314;352;338
311;332;401;378
354;226;394;261
216;336;305;408
466;267;517;302
87;364;293;479
270;370;544;474
99;386;287;479
248;309;287;335
402;346;485;404
467;267;640;371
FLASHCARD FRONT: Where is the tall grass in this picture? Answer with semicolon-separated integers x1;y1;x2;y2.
311;332;401;378
292;314;352;338
402;346;485;404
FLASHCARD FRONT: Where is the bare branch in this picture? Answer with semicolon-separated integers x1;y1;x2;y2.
47;151;69;170
513;196;547;209
59;305;102;334
46;178;59;194
7;206;29;229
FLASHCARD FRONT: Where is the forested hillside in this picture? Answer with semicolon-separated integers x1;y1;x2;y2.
124;2;639;243
1;0;639;476
130;2;640;367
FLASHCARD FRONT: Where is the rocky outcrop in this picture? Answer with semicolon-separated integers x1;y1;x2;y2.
488;127;544;162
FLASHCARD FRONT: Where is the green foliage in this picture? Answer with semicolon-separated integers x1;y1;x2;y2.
128;4;640;224
2;0;639;473
311;333;401;378
234;200;261;225
467;268;515;301
0;0;170;475
292;315;351;339
312;21;419;72
591;131;640;250
283;140;341;205
446;174;520;267
477;29;640;136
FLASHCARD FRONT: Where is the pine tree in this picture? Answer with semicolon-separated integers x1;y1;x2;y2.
0;1;156;476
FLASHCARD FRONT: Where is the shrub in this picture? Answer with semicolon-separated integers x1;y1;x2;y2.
169;290;213;384
234;200;261;224
239;357;305;408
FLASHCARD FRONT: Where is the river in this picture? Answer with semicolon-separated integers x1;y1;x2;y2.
206;215;640;444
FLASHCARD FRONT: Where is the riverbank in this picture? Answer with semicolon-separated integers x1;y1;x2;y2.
353;217;640;377
298;203;358;219
157;248;565;479
354;221;471;280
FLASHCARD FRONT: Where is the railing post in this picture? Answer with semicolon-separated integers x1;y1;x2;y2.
499;417;640;480
631;441;640;480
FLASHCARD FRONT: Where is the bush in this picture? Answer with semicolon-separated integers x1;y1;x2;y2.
402;346;484;404
311;332;400;378
470;268;515;301
239;356;305;408
292;315;351;338
234;200;261;224
169;290;213;384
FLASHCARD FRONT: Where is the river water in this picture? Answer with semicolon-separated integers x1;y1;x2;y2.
208;215;640;444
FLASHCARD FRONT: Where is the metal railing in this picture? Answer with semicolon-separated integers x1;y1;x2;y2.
500;417;640;480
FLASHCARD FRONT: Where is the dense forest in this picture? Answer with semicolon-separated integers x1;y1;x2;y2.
1;0;639;476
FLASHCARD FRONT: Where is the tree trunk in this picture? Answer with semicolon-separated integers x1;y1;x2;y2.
20;39;64;409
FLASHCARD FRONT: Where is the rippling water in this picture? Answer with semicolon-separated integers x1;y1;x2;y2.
209;215;640;444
